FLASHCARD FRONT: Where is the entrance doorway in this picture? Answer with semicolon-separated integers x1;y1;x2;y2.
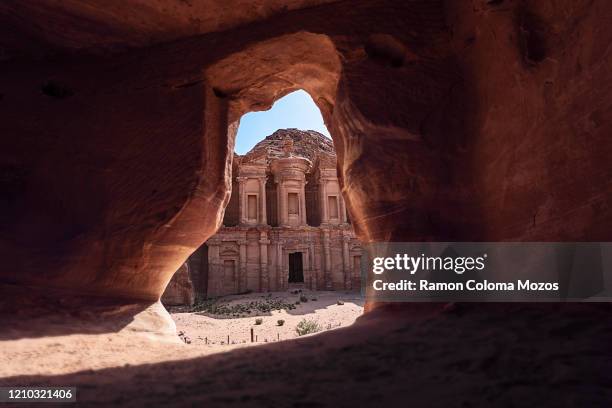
288;252;304;283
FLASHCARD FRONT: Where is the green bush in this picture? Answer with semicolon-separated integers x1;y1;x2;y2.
277;319;285;326
295;319;322;336
255;318;263;325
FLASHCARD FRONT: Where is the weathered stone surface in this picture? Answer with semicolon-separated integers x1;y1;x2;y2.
445;0;612;242
242;129;335;165
0;0;611;311
0;0;340;61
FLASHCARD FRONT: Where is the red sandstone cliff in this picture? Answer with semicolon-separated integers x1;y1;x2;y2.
0;0;610;305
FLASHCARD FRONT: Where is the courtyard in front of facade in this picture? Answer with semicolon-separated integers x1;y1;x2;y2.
166;290;364;347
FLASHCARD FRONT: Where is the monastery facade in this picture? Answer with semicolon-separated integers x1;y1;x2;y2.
163;129;362;304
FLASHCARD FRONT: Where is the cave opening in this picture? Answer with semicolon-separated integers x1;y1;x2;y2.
162;86;364;346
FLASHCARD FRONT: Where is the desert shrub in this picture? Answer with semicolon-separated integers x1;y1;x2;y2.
255;318;263;325
299;295;308;302
295;319;322;336
191;297;297;317
277;319;285;326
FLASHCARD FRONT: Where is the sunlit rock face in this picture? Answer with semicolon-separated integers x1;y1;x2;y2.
0;0;611;308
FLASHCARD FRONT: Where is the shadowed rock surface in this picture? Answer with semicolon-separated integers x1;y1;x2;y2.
1;0;610;303
2;304;612;407
1;1;611;405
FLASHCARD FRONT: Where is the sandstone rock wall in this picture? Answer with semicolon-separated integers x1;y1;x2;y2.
447;0;612;241
1;0;611;308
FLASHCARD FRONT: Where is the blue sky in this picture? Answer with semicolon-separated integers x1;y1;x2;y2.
234;90;330;154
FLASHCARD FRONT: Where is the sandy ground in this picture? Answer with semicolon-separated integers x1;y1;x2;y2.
168;291;364;346
0;286;362;378
2;283;611;407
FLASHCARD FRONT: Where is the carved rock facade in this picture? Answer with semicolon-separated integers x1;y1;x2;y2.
165;129;362;301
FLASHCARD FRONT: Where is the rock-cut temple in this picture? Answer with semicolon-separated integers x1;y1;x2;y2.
162;129;363;305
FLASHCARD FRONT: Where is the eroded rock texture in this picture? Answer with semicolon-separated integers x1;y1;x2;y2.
0;0;611;307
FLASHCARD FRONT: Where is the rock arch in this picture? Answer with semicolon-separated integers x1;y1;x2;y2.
1;0;611;315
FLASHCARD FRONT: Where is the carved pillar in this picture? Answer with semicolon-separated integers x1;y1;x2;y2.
319;179;328;225
339;193;348;224
276;239;283;291
207;239;221;296
239;239;247;293
237;177;247;225
309;240;316;290
299;180;307;226
259;230;270;292
302;247;310;288
322;229;332;290
342;235;351;290
259;177;267;225
283;183;289;226
278;182;288;227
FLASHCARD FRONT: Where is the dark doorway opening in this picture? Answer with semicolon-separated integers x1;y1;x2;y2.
288;252;304;283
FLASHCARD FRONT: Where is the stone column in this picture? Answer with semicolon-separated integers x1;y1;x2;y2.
278;181;287;227
299;180;307;226
339;194;348;224
259;230;270;292
309;240;316;290
259;177;267;225
207;239;221;296
319;179;328;225
322;229;332;290
342;235;351;290
276;240;283;291
302;247;310;288
238;239;247;293
237;177;247;225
